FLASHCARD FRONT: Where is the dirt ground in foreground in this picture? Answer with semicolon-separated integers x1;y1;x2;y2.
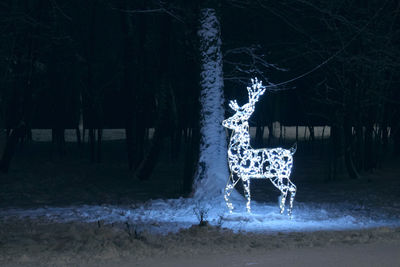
140;242;400;267
1;220;399;267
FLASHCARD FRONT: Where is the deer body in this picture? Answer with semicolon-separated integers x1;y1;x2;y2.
222;78;297;215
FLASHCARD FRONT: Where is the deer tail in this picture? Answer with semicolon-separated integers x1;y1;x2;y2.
290;142;297;155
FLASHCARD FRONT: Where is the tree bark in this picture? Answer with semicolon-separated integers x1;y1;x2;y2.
135;11;171;180
343;121;358;179
364;121;374;171
89;128;95;162
96;128;102;163
135;90;170;180
193;7;231;199
119;0;147;170
328;125;340;181
76;127;81;145
0;122;26;173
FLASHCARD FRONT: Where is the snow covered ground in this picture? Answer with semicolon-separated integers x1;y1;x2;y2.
1;157;399;234
0;140;399;266
1;195;399;236
1;176;399;266
2;166;400;237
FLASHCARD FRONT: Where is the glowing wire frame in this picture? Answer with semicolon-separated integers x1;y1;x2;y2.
222;78;297;216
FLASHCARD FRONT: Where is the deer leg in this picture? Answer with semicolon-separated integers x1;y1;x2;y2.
224;173;238;213
288;180;297;217
243;178;251;213
279;192;288;214
268;176;285;213
278;177;288;214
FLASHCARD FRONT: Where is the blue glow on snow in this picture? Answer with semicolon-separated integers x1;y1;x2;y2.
1;198;399;234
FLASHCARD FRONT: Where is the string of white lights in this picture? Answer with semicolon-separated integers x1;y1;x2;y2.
222;78;297;216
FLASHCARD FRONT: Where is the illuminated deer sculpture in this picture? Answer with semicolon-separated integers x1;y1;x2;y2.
222;78;297;216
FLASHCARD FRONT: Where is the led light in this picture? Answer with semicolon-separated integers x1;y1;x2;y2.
222;78;297;216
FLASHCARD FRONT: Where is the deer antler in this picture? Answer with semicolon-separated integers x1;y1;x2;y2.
229;100;240;111
247;77;266;105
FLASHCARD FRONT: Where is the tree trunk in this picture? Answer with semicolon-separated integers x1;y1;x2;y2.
328;125;340;181
135;11;171;180
76;127;81;145
308;126;315;141
96;128;102;163
364;121;374;171
59;128;65;156
123;124;134;168
343;121;358;179
183;126;199;195
89;128;95;162
393;124;400;157
134;115;145;168
135;90;169;180
193;7;231;199
120;4;135;169
355;123;364;171
119;0;147;170
0;122;26;173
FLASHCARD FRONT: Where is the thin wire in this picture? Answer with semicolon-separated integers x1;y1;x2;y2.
267;0;389;88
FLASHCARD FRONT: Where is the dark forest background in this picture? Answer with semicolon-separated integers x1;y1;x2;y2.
0;0;399;202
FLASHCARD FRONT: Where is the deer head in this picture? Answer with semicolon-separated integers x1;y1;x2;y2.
222;78;266;131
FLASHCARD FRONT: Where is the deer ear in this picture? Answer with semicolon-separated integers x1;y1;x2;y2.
229;100;239;111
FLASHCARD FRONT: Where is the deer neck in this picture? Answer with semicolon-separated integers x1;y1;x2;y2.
230;122;251;149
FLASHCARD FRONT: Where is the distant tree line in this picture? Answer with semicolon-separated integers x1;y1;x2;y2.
0;0;398;184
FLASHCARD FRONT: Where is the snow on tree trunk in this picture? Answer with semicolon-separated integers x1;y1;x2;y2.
193;8;240;201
